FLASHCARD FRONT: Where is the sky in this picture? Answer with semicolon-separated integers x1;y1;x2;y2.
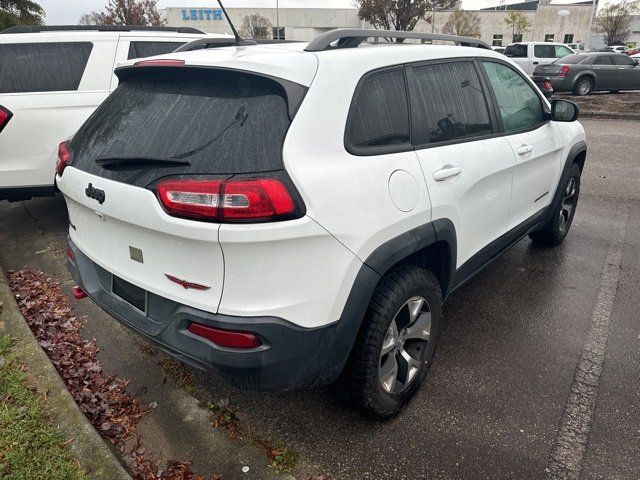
39;0;607;25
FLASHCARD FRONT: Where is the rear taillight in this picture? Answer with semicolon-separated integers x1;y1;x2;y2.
153;176;301;223
0;106;12;134
544;80;553;91
56;141;71;176
559;65;570;78
188;322;261;349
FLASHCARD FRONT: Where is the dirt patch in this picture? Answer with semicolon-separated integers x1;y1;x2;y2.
557;91;640;113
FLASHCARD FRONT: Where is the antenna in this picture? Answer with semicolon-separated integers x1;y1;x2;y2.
215;0;255;46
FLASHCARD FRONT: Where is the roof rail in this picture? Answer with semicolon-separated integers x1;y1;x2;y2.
174;37;256;52
1;25;204;35
304;29;491;52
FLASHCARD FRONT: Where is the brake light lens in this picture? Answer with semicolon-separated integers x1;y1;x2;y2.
188;322;261;349
56;141;71;176
559;65;570;78
544;80;553;91
134;59;185;68
153;176;299;223
0;106;12;134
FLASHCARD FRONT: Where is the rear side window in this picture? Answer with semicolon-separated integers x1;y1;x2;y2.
346;69;410;153
410;61;493;146
482;61;544;133
534;44;555;58
504;44;527;58
70;69;293;187
557;54;586;65
593;56;612;65
127;41;186;60
0;42;93;94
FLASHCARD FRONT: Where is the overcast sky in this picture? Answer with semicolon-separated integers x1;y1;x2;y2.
39;0;604;25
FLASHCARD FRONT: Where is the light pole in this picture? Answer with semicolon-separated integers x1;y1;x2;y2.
586;0;597;50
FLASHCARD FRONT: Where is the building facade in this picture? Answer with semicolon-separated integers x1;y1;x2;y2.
164;1;595;46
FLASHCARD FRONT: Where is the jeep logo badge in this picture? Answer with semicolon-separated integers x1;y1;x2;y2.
85;183;105;204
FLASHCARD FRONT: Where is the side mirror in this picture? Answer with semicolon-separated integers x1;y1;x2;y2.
551;99;580;122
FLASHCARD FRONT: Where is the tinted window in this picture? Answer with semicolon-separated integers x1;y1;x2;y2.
612;54;634;66
347;69;410;152
70;69;292;187
557;54;587;65
127;41;186;60
593;55;613;65
411;62;492;146
505;44;527;58
534;44;555;58
0;42;93;94
482;61;543;133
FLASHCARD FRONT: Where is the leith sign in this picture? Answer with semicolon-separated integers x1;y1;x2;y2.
181;9;224;21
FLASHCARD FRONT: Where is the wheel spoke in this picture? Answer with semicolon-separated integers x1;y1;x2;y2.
404;312;431;342
379;353;399;393
381;321;399;356
407;297;425;323
399;348;422;385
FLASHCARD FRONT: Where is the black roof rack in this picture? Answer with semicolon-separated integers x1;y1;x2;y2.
304;29;491;52
174;37;256;52
1;25;204;35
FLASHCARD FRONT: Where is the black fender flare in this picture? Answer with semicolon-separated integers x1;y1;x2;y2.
317;219;457;383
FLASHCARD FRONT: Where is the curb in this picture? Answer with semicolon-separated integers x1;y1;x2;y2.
581;110;640;120
0;268;132;480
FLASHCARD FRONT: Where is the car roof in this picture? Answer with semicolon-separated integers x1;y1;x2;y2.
0;28;223;42
118;41;506;87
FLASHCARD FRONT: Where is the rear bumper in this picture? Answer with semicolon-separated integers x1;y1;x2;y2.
544;77;575;91
67;240;342;392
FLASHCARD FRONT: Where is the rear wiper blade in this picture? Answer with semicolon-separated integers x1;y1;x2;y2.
95;156;191;168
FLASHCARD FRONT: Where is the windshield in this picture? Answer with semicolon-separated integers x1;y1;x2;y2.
70;69;294;187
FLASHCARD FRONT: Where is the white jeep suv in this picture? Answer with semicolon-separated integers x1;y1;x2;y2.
57;30;586;418
0;25;225;201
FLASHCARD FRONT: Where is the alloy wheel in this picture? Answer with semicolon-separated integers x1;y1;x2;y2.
379;296;431;395
559;177;577;233
578;80;591;95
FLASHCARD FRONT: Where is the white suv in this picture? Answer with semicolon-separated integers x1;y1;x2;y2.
0;25;225;201
57;30;587;417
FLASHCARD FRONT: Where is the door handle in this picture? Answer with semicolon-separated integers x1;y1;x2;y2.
517;144;534;155
533;61;539;65
433;165;462;182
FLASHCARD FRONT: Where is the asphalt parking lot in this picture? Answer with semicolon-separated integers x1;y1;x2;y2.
0;118;638;480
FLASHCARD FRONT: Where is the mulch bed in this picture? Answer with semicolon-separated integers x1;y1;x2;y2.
8;268;220;480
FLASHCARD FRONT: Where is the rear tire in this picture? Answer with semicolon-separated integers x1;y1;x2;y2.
529;163;581;246
340;264;442;418
573;77;593;96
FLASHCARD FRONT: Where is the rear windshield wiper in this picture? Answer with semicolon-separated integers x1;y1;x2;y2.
95;156;191;168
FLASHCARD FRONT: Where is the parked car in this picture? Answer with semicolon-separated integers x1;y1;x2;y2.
566;42;586;53
603;45;627;53
531;76;555;98
492;46;506;54
58;29;586;418
626;48;640;56
504;41;575;74
533;52;640;95
0;25;225;202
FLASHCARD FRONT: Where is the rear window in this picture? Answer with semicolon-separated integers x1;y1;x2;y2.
504;44;527;58
70;69;293;187
127;41;186;60
555;54;586;64
0;42;93;94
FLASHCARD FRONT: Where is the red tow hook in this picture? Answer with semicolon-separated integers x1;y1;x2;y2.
73;286;88;299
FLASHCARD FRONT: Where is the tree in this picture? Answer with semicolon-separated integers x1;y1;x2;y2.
504;11;532;42
0;0;44;30
442;9;480;37
595;0;640;46
354;0;456;41
239;13;272;40
79;0;165;27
